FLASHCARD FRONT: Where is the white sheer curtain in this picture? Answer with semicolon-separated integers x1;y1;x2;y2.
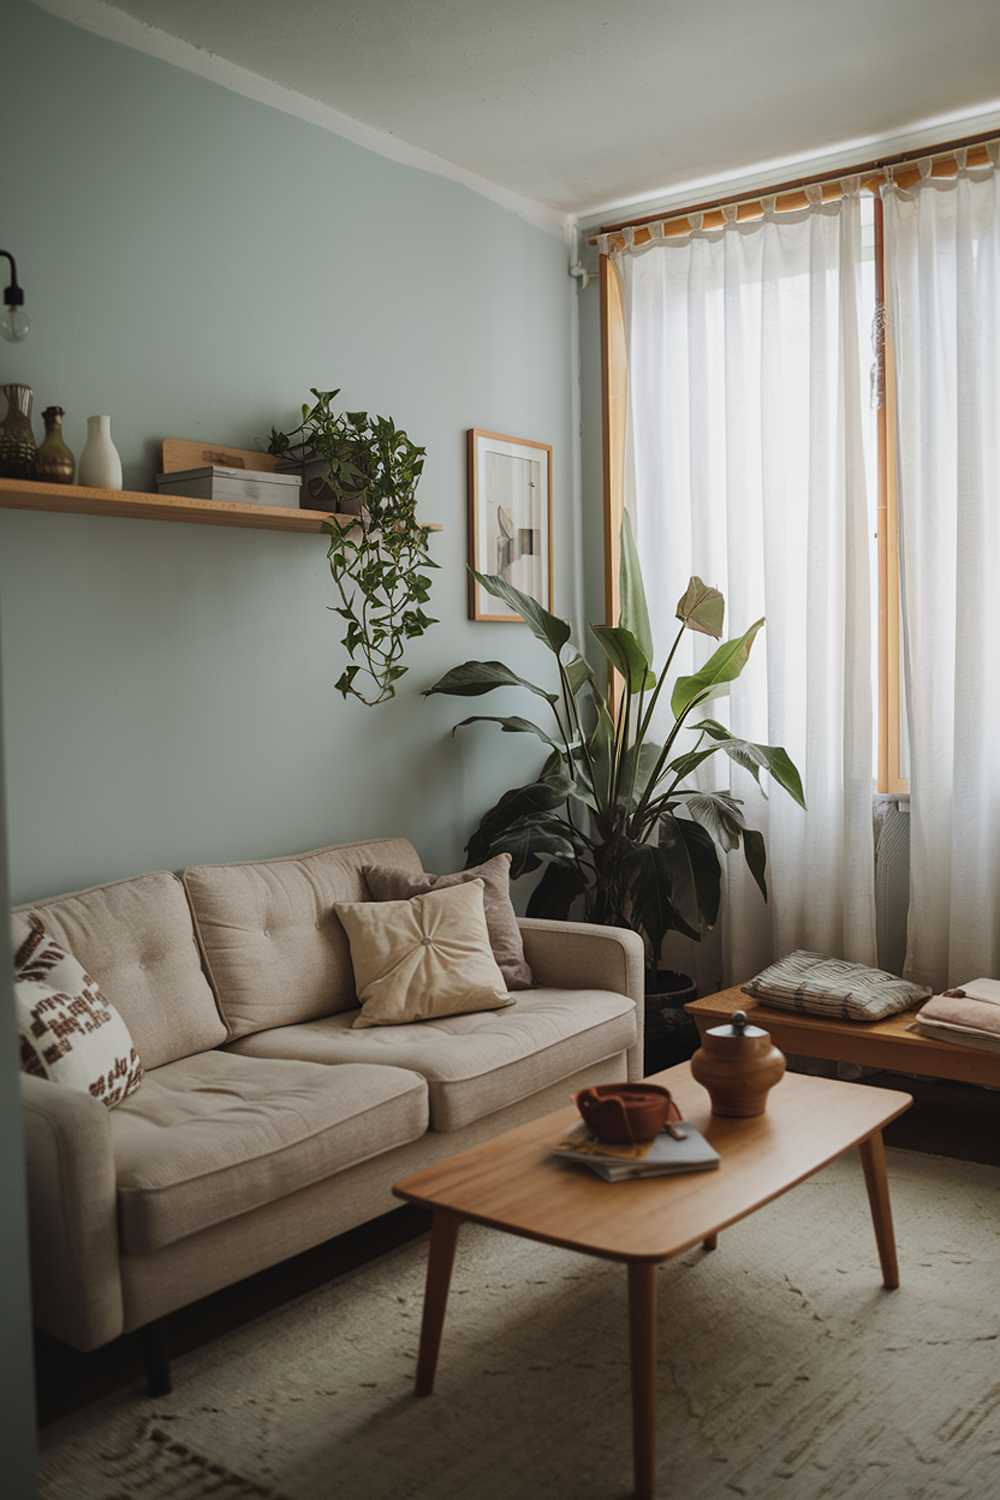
885;152;1000;989
614;191;876;984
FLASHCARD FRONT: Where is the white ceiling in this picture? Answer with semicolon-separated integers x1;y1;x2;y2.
90;0;1000;215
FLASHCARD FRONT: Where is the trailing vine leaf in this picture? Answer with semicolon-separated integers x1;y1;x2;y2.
269;390;434;706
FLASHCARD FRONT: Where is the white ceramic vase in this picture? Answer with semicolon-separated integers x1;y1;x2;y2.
78;414;123;490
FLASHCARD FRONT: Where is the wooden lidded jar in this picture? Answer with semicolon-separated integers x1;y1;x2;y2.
691;1009;786;1118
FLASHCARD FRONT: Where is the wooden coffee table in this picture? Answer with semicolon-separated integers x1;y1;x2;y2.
394;1064;912;1500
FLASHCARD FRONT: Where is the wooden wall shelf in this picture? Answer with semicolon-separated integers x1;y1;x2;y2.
0;478;442;535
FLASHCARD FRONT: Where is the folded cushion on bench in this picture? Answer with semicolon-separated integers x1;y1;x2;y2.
743;950;931;1023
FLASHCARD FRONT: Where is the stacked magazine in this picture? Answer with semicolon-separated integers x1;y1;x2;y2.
553;1123;720;1183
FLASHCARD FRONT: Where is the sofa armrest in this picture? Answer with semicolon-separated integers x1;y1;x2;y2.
21;1075;123;1351
518;918;645;1078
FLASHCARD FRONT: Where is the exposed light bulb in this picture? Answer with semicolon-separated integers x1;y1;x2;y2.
1;301;30;343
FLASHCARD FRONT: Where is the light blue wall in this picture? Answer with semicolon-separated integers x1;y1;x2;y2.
0;0;577;902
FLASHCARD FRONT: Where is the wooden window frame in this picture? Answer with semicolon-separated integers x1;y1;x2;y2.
599;187;911;793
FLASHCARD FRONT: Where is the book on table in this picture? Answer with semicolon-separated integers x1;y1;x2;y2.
553;1124;720;1182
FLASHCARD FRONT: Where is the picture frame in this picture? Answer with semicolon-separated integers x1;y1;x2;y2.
467;428;553;622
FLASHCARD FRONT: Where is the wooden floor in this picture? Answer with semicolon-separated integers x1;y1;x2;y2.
34;1068;1000;1427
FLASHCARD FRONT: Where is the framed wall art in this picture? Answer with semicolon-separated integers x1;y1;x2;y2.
467;428;553;622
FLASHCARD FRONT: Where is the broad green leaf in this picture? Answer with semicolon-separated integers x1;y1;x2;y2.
675;576;725;639
618;510;654;663
452;715;565;754
621;739;664;807
423;660;557;706
670;618;765;718
624;843;680;962
742;827;768;901
658;816;722;932
663;745;718;787
472;571;572;654
589;624;656;693
587;699;616;807
465;773;574;866
695;719;806;808
489;818;577;878
563;653;595;697
677;791;745;853
526;859;589;918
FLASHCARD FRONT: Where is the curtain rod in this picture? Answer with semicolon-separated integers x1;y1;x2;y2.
589;127;1000;245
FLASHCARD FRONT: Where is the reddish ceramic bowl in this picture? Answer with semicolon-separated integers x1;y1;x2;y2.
573;1083;681;1145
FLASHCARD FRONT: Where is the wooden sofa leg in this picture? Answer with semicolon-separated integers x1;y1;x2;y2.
140;1319;172;1397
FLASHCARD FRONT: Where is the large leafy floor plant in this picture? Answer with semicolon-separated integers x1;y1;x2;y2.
425;517;805;976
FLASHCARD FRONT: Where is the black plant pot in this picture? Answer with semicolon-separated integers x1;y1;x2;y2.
643;969;699;1076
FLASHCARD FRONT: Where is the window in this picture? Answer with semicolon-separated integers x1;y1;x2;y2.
598;136;996;796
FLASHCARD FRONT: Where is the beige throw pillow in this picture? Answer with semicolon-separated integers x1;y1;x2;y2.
334;880;513;1029
362;851;533;990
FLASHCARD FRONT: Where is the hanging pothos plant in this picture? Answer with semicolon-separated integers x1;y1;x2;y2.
269;388;437;706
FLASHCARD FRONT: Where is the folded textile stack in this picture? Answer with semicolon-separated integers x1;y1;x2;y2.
742;949;931;1022
911;979;1000;1052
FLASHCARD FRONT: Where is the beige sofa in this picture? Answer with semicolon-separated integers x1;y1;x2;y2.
17;836;643;1393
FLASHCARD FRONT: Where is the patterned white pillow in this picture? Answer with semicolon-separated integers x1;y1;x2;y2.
15;915;143;1107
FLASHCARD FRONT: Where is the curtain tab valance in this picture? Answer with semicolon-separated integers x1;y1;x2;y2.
594;132;1000;253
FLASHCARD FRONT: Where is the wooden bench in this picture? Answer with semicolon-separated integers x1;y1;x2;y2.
686;986;1000;1090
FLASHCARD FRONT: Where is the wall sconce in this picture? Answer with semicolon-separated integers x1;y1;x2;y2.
1;251;30;343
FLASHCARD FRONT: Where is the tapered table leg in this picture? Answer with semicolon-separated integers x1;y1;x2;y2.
628;1261;658;1500
703;1234;718;1252
415;1209;462;1396
859;1130;899;1290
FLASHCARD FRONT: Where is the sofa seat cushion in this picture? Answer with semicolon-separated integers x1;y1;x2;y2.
17;871;225;1070
111;1050;428;1252
227;988;637;1133
183;838;424;1039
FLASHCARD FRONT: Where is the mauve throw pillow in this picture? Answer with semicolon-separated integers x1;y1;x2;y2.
362;851;533;989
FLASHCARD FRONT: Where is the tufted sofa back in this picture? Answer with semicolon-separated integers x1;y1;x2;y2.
14;872;226;1070
182;837;424;1040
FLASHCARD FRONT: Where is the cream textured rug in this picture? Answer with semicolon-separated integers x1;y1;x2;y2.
39;1148;1000;1500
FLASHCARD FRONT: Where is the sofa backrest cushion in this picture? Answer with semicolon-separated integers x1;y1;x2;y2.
16;872;226;1070
182;838;424;1039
